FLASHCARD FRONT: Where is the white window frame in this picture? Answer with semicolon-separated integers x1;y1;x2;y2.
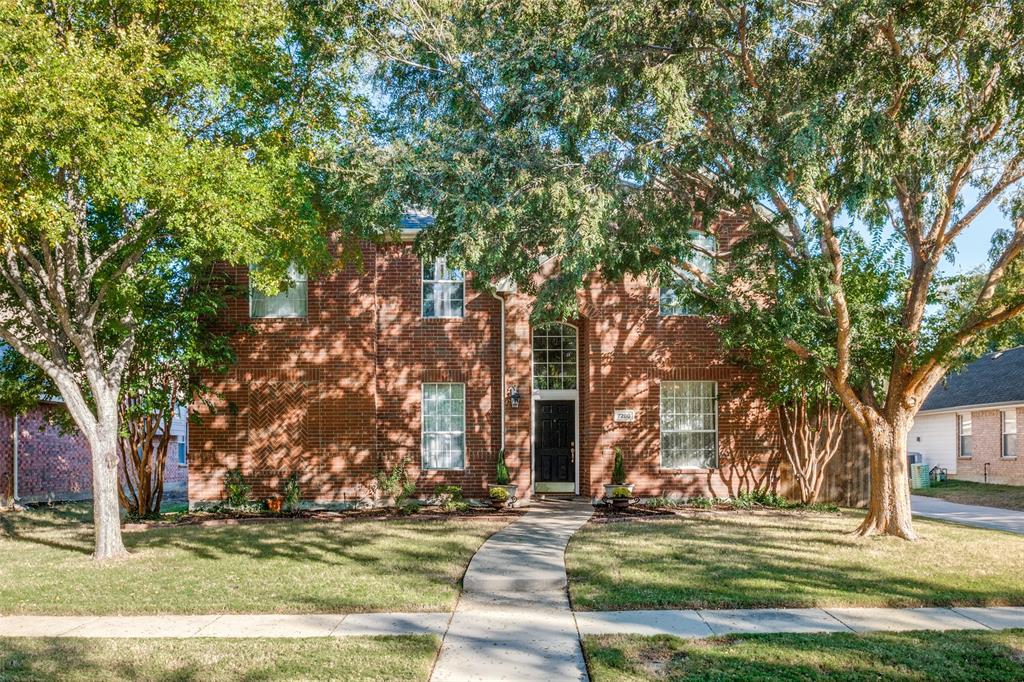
958;413;973;458
1002;410;1017;458
421;383;466;470
660;233;716;317
249;264;307;319
422;257;465;319
177;441;187;466
660;381;719;469
532;323;578;391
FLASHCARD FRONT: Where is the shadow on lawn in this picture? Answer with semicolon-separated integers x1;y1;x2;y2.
586;630;1024;681
568;514;1024;610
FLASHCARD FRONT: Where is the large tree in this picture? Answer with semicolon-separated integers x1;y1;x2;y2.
369;0;1024;538
0;0;387;558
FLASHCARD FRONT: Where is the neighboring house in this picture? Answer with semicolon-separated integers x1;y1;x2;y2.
907;346;1024;485
190;213;783;505
0;402;189;505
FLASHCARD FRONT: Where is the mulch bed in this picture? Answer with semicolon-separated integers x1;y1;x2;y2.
123;506;527;532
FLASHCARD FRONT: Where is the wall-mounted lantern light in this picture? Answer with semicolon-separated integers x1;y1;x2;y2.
507;385;521;408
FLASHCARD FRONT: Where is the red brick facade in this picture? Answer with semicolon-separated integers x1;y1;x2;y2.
956;406;1024;485
0;403;188;505
191;231;782;505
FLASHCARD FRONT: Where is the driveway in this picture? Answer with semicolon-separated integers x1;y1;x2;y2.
911;495;1024;535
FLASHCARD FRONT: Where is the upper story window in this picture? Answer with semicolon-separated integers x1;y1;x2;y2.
659;233;717;316
660;381;718;468
533;323;578;390
958;413;972;457
422;257;464;318
250;264;307;318
1002;410;1017;458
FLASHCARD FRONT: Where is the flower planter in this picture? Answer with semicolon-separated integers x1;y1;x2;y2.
604;483;635;499
489;483;518;500
490;498;508;511
611;497;630;511
266;498;283;513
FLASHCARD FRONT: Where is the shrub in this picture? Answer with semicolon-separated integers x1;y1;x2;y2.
489;486;509;501
611;486;631;499
611;447;627;485
733;488;795;510
375;457;415;506
434;484;469;512
690;496;714;509
224;469;252;508
495;448;511;486
283;473;301;512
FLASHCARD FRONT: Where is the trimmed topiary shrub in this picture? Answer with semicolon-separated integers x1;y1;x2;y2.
495;448;510;485
611;447;627;485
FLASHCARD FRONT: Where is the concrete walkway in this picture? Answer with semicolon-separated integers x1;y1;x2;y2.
430;499;595;682
912;495;1024;534
0;612;450;638
575;606;1024;637
3;606;1023;640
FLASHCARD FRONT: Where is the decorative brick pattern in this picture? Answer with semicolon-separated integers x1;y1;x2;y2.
192;223;781;504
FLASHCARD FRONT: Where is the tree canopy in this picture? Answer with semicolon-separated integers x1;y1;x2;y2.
368;0;1024;537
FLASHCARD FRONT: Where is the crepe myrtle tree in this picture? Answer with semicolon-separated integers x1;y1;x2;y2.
0;1;391;558
369;0;1024;538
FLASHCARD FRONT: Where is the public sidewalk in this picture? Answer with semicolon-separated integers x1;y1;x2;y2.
2;607;1023;640
912;494;1024;535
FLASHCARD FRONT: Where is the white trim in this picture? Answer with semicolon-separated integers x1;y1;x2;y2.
421;256;465;320
918;400;1024;415
529;322;580;495
420;382;467;471
659;380;719;470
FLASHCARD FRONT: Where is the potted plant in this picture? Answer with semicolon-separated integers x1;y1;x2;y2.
490;448;517;500
266;497;283;513
489;486;510;510
604;448;635;499
610;486;632;511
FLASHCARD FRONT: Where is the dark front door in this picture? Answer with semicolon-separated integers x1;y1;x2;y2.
534;401;575;483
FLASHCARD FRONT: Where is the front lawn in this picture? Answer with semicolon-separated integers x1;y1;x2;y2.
0;636;438;681
914;479;1024;511
566;511;1024;610
0;504;508;615
583;631;1024;682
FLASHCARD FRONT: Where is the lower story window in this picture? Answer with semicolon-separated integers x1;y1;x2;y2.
177;442;187;466
958;413;972;457
1003;410;1017;458
660;381;718;468
422;383;465;469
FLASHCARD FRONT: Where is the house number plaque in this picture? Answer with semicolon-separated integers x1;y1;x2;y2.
613;409;637;423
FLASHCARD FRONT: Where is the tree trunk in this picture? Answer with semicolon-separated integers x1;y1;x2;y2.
854;417;917;540
89;422;129;560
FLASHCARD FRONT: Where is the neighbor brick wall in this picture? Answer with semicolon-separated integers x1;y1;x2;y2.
956;406;1024;485
0;404;188;504
191;217;782;504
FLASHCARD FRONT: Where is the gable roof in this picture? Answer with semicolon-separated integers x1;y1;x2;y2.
921;346;1024;412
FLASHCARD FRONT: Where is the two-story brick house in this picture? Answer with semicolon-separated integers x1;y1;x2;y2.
188;214;781;505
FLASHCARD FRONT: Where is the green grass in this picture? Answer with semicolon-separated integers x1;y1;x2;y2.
566;510;1024;610
0;504;508;615
583;631;1024;681
914;479;1024;511
0;636;438;681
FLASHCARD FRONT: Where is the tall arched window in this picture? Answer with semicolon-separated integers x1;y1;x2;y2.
532;323;577;390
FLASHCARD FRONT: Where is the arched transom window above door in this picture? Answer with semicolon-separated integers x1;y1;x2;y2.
533;323;578;390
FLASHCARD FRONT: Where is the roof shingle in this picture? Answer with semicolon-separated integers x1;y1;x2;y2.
921;346;1024;411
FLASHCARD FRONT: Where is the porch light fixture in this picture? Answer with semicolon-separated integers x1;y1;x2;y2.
507;385;521;408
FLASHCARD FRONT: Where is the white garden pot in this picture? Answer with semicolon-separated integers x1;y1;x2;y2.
604;483;635;499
